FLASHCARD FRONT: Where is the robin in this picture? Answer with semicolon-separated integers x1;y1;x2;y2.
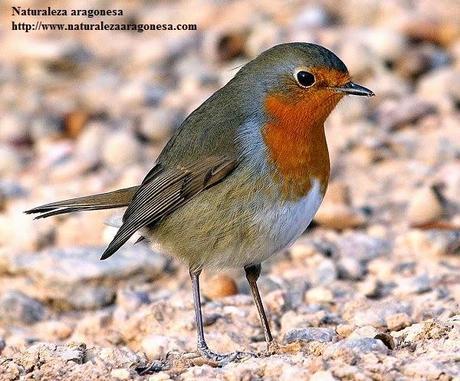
27;42;374;365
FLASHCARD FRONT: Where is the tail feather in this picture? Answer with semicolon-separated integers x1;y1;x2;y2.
25;186;139;219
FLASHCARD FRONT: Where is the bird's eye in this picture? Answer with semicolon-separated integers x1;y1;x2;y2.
295;71;315;88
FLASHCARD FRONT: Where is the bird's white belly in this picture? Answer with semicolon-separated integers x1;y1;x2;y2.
210;178;324;268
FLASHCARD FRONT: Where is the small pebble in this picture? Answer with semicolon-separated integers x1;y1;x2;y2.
148;373;172;381
336;324;355;337
386;313;412;331
203;274;238;299
35;320;74;340
0;113;29;144
139;108;178;142
310;370;338;381
337;257;365;280
110;368;131;380
343;300;411;327
349;326;379;339
284;327;336;344
102;130;141;168
395;274;432;296
400;230;460;257
324;338;389;360
306;287;334;304
314;258;338;285
0;291;45;325
63;109;89;139
0;145;21;176
407;185;445;226
117;288;151;312
314;204;366;230
289;242;320;260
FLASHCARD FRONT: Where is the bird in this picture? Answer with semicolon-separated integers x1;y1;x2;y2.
26;42;374;366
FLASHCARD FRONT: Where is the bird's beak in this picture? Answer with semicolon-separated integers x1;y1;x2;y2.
334;82;375;97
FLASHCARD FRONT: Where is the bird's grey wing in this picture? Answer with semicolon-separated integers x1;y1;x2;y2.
100;156;236;259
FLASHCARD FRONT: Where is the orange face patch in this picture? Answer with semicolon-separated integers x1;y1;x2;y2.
262;70;348;200
309;67;351;89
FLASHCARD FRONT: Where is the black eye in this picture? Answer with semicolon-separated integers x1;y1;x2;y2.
296;71;315;87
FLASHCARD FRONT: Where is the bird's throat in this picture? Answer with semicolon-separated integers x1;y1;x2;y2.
262;92;341;200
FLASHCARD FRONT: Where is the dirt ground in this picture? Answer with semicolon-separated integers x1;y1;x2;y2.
0;0;459;379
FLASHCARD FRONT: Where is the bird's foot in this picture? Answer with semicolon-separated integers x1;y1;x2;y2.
197;344;254;366
135;348;255;374
135;360;168;375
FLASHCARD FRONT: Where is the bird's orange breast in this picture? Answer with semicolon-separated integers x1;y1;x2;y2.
262;90;342;200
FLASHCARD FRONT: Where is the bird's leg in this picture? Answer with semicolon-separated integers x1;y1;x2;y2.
244;264;278;353
190;268;240;365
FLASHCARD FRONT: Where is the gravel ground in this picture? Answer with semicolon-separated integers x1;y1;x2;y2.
0;0;459;380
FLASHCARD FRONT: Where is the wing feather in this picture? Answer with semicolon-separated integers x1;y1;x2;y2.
100;157;236;260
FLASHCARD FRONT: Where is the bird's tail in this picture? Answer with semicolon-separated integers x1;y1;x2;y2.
25;186;139;219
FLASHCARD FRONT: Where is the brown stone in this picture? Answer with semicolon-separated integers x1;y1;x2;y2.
203;274;238;299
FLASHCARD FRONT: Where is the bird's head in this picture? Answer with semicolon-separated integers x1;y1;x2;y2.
234;42;374;126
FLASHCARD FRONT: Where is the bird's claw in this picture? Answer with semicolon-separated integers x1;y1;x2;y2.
135;360;167;375
197;345;254;366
